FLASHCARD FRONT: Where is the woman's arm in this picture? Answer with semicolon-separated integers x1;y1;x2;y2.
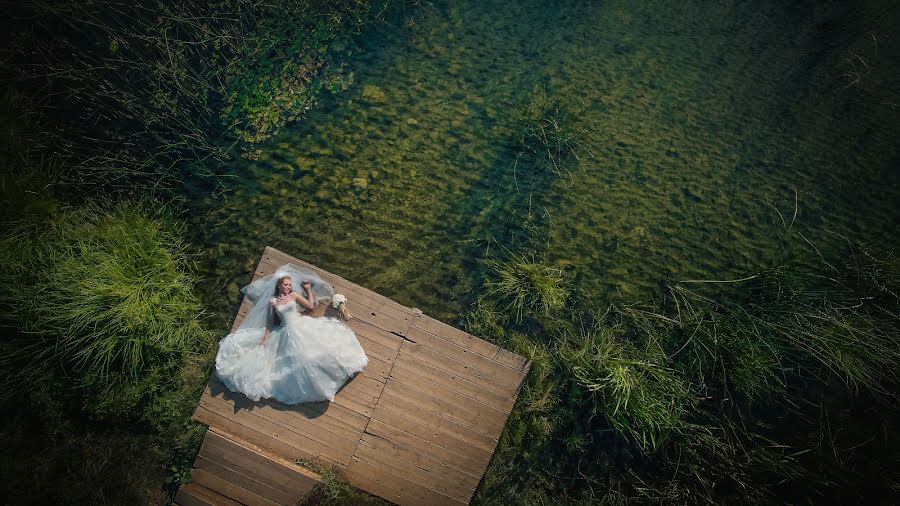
294;280;315;309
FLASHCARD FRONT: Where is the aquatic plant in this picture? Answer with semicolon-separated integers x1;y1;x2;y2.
558;322;695;451
1;0;405;192
483;252;568;324
662;242;900;397
472;214;900;505
512;86;594;178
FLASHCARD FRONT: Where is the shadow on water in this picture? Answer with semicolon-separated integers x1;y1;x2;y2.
187;0;900;329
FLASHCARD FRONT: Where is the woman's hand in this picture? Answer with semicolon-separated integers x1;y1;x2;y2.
297;280;315;309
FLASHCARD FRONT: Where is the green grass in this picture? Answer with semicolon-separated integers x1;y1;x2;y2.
470;226;900;504
513;85;594;178
294;459;390;506
483;252;568;324
0;196;212;419
558;322;695;452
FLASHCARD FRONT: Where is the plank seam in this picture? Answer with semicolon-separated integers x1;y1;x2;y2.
351;313;411;461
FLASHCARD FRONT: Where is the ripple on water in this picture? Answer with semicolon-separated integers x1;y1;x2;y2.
192;0;900;323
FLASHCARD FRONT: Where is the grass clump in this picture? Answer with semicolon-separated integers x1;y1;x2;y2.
512;85;594;178
484;252;568;323
559;322;694;451
470;211;900;504
0;196;212;420
295;459;390;506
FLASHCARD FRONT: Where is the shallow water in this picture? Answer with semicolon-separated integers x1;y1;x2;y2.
190;0;899;326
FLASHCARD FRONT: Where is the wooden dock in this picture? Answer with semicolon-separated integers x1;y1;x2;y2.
175;247;531;505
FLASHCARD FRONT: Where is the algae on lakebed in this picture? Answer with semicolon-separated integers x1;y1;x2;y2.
189;0;899;328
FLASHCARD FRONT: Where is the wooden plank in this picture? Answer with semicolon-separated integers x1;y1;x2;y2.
355;439;472;502
390;357;514;413
341;373;386;400
194;455;299;504
493;348;530;373
377;390;498;453
348;456;466;505
360;355;393;382
405;326;526;389
383;377;500;439
200;430;319;497
194;406;337;468
389;363;509;423
355;334;398;364
175;482;241;506
197;398;350;466
364;419;483;477
410;314;500;359
200;394;359;456
203;383;363;443
388;360;508;425
331;391;375;418
345;469;422;506
399;343;518;399
347;318;403;351
366;412;488;474
358;433;480;491
334;388;378;411
190;467;280;506
205;379;367;438
197;444;311;500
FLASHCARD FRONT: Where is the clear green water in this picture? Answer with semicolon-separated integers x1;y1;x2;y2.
190;0;899;326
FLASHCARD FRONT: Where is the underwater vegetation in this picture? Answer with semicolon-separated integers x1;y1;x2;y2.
0;0;413;502
468;197;900;504
1;0;406;192
0;0;898;503
512;86;595;179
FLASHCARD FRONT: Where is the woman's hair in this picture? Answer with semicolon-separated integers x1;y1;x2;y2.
273;275;292;296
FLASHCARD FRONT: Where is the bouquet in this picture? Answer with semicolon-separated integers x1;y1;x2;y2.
332;293;352;320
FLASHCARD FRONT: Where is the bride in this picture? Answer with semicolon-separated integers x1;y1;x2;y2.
214;264;368;404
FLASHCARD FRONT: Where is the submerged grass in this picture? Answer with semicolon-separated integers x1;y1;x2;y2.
512;85;594;179
470;210;900;504
558;322;695;452
484;252;568;324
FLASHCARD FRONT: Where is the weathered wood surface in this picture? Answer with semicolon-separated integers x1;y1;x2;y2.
178;246;531;505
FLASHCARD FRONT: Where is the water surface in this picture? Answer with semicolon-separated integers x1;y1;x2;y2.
189;0;899;326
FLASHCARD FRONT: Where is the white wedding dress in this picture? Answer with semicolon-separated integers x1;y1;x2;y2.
215;298;368;404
